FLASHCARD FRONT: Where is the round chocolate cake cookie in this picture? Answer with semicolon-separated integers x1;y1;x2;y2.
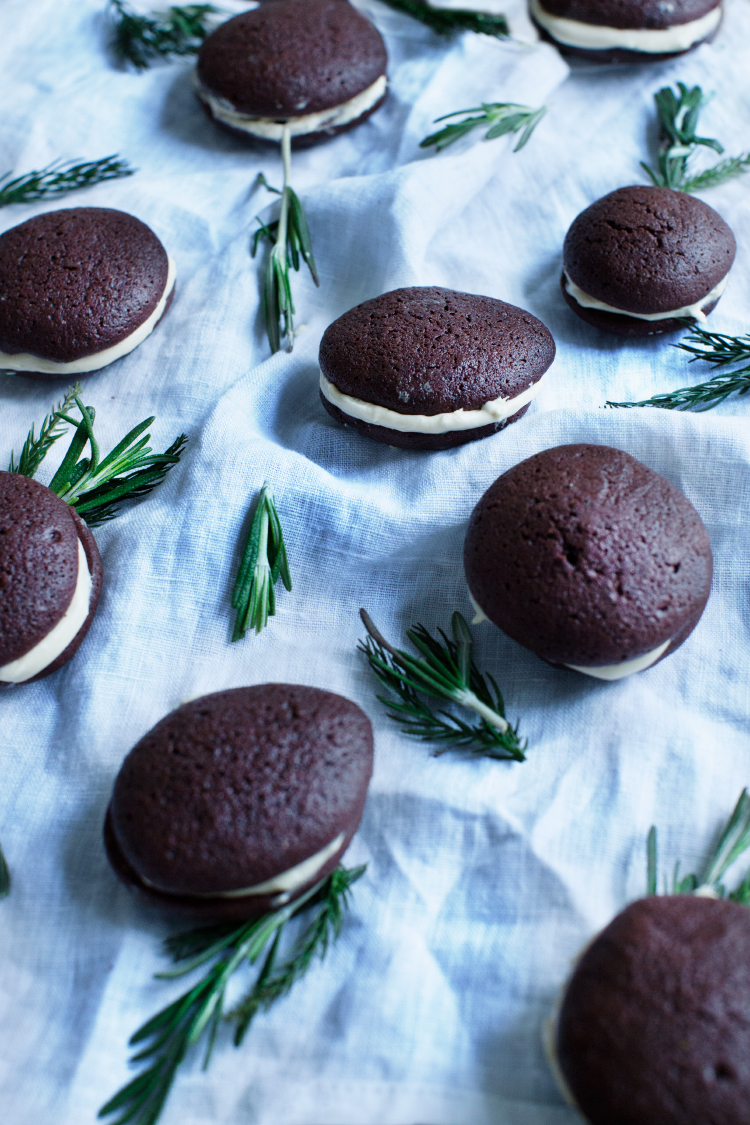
463;444;712;679
555;895;750;1124
0;207;175;378
562;186;735;337
0;472;103;685
195;0;388;146
319;287;556;451
530;0;722;62
105;684;374;921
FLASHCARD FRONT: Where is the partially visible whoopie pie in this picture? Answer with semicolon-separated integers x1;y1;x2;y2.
0;207;175;378
464;444;712;679
553;895;750;1125
0;472;103;686
105;684;374;921
530;0;722;63
319;287;556;451
195;0;388;146
562;186;735;337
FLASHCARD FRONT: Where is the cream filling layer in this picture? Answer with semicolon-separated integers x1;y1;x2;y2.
143;832;346;901
0;538;92;684
320;370;543;434
564;271;728;325
0;254;176;375
565;638;671;680
530;0;722;52
195;74;387;140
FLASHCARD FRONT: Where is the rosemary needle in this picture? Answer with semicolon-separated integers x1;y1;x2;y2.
379;0;509;38
8;389;187;526
251;124;319;354
0;840;10;899
421;101;547;154
231;482;292;639
0;156;134;207
99;865;365;1125
647;790;750;902
359;609;526;761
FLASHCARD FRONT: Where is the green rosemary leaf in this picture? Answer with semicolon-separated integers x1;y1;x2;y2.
646;791;750;900
8;384;81;476
0;839;10;899
676;323;750;368
231;482;292;640
420;102;546;153
379;0;508;38
642;82;749;193
0;156;134;207
100;866;363;1125
253;126;319;353
606;368;750;413
110;0;218;70
358;609;526;761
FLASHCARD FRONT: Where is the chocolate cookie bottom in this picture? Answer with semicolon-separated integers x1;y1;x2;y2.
199;92;387;150
532;17;720;63
561;273;721;337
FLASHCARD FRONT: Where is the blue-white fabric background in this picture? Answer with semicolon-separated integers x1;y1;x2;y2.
2;0;750;1121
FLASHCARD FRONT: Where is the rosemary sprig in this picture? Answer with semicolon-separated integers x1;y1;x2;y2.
606;323;750;412
647;790;750;901
421;101;546;153
358;609;525;760
9;389;187;526
231;482;291;640
99;865;365;1125
8;384;81;476
641;83;750;193
379;0;509;38
109;0;218;69
0;840;10;899
251;126;319;354
0;156;134;207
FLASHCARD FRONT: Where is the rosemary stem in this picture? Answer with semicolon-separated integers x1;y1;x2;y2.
277;123;292;257
453;689;509;733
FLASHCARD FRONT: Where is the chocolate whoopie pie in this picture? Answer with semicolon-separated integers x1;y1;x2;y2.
319;287;556;451
195;0;388;146
463;444;712;679
555;895;750;1124
0;207;175;378
530;0;722;63
562;186;735;337
0;472;103;685
105;684;374;921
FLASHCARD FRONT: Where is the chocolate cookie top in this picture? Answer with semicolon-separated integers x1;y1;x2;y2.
539;0;720;30
320;287;556;414
197;0;388;117
464;444;712;667
0;472;82;666
558;895;750;1125
109;684;374;896
0;208;169;363
563;186;735;315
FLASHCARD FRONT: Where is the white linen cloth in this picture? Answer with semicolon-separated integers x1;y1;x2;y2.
2;0;750;1121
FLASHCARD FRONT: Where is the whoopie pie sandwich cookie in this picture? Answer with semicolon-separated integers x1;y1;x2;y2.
318;286;556;451
0;472;103;686
0;207;175;378
105;684;374;921
464;444;712;680
529;0;722;62
562;186;735;337
553;895;750;1124
195;0;388;146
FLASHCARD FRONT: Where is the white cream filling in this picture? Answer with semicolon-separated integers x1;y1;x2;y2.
530;0;722;52
564;270;728;325
195;73;387;140
565;638;671;680
0;538;93;684
0;254;176;375
320;370;544;434
143;832;346;902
